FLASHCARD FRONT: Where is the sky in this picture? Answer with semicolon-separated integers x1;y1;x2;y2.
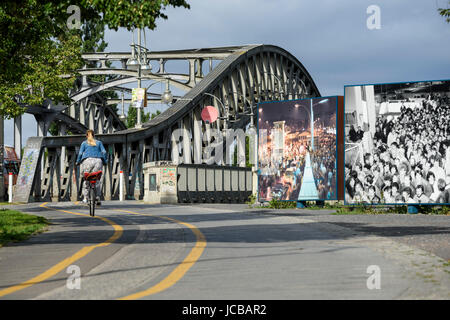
259;97;336;128
4;0;450;147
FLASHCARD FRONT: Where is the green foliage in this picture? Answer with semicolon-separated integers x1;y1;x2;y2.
0;0;190;119
245;194;257;207
84;0;190;30
439;1;450;23
0;208;49;246
334;206;387;215
151;110;161;119
333;205;450;215
126;107;161;128
267;199;296;209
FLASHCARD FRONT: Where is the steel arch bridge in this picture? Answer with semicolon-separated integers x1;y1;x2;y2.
15;44;321;203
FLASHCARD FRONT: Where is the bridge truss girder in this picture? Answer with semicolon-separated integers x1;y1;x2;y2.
23;45;321;202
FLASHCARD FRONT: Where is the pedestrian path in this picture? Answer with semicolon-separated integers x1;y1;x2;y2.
298;152;319;200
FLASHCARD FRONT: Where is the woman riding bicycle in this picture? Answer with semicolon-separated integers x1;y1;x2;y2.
76;130;108;204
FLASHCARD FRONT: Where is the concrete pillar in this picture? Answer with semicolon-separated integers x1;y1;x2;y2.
182;117;192;164
171;127;181;165
193;108;202;164
14;115;22;159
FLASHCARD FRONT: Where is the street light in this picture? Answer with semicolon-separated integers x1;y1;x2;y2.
294;98;328;151
127;28;152;128
203;92;229;129
161;78;173;104
146;78;173;105
119;90;126;121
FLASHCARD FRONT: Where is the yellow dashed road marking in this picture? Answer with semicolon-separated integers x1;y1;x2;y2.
0;202;123;298
116;209;206;300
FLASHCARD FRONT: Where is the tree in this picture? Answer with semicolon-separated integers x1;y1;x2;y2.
126;108;162;128
151;110;161;120
126;107;149;128
0;0;190;119
439;1;450;23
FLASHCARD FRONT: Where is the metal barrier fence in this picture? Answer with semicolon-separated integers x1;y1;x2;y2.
177;164;253;203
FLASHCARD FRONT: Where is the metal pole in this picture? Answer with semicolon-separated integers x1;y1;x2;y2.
8;173;13;203
311;99;314;151
121;90;125;118
119;170;124;201
136;28;142;128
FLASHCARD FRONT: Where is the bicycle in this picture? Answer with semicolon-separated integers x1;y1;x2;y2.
81;171;103;217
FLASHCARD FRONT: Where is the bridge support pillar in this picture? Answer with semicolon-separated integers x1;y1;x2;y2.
193;108;202;164
14;115;22;159
182;117;192;164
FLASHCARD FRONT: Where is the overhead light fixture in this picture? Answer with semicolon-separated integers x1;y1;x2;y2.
160;79;173;104
140;62;152;75
126;57;139;70
161;89;173;104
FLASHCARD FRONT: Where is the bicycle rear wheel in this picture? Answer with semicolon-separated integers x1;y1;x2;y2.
89;186;95;217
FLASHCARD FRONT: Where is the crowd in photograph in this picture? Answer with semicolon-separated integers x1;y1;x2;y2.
310;132;337;200
346;94;450;204
259;118;337;201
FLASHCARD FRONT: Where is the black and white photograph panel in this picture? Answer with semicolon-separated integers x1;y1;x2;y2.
344;80;450;205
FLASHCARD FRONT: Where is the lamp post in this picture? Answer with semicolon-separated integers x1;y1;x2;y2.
127;28;152;128
119;90;126;121
203;92;229;130
147;78;173;104
295;98;328;151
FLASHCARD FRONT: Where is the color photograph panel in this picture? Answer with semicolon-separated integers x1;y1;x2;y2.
344;80;450;205
258;97;337;201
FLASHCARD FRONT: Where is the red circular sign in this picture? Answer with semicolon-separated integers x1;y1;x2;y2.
201;106;219;124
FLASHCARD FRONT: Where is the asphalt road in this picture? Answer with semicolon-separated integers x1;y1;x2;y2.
0;201;448;300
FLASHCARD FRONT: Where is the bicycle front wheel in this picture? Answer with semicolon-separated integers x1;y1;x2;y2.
89;186;95;217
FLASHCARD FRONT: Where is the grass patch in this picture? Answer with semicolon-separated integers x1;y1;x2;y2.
247;195;450;215
266;199;297;209
0;208;50;247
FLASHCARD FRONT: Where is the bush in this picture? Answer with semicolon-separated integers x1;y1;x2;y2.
267;199;296;209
